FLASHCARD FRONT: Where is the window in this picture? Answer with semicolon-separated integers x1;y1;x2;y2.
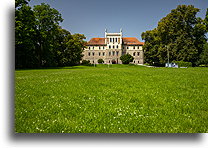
103;52;105;56
89;47;90;49
116;51;119;56
113;38;114;42
88;52;90;56
127;46;129;49
92;46;94;49
137;52;140;56
103;46;104;49
115;38;117;42
110;38;112;42
133;46;135;49
116;45;118;49
99;52;101;56
92;52;94;56
138;46;139;49
109;45;111;49
99;46;100;49
113;45;114;49
112;51;115;56
109;52;111;56
133;52;135;56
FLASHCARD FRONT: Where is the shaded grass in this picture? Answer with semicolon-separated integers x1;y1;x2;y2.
15;65;208;133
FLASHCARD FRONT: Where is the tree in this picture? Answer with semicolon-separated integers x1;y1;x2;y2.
15;0;38;68
120;54;134;64
205;8;208;31
98;59;104;64
142;5;207;66
63;34;86;66
198;42;208;66
33;3;63;67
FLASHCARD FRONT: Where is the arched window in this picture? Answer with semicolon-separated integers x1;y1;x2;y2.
133;52;135;56
109;45;111;49
116;45;118;49
88;52;90;56
115;38;117;42
110;38;112;42
113;45;114;49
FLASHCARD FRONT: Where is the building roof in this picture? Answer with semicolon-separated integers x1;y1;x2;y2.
122;37;144;45
87;37;144;46
87;38;106;45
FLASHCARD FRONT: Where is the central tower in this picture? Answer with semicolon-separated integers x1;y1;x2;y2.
104;29;122;48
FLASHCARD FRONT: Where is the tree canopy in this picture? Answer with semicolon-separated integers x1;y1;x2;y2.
15;0;86;69
142;5;207;66
120;54;134;64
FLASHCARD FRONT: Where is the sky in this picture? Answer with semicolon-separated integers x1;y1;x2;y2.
29;0;208;41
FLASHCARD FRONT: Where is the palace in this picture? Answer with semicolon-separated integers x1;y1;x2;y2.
82;29;144;64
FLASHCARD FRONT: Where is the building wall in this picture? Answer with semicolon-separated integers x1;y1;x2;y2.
82;31;143;64
83;45;144;64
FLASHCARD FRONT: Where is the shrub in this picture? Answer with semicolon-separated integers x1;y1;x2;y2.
98;59;104;64
120;54;134;64
172;61;192;67
81;60;93;66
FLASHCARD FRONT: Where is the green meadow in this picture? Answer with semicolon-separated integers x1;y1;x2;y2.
15;65;208;133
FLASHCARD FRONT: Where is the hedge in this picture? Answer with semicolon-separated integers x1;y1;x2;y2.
172;61;192;67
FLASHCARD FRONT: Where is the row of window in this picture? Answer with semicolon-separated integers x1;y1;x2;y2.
109;37;120;43
90;60;140;64
88;51;120;56
88;46;141;50
88;51;140;57
89;46;105;50
109;45;119;49
125;46;140;49
88;52;105;56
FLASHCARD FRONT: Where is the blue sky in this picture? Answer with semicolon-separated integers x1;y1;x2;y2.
29;0;208;41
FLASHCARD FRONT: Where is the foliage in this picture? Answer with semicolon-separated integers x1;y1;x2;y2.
15;65;208;133
172;61;192;67
198;42;208;66
142;5;207;66
15;1;38;68
205;8;208;31
98;59;104;64
81;60;91;66
120;53;134;64
15;1;86;69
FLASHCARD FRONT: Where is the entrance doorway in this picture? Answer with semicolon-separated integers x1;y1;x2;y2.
112;59;116;64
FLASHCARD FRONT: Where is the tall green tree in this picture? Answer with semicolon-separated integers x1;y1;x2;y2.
142;5;207;66
63;34;86;66
33;3;63;67
15;0;38;68
205;8;208;31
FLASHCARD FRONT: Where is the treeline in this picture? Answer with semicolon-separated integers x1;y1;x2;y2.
15;0;86;69
142;5;208;66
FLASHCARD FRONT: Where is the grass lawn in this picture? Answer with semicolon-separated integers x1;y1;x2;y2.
15;64;208;133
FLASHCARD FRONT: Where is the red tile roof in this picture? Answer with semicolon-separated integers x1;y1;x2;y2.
87;37;144;45
87;38;106;45
122;37;144;45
